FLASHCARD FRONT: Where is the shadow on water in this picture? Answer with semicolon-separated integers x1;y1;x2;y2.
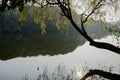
0;10;108;60
0;30;85;60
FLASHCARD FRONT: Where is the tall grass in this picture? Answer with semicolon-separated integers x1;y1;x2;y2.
37;65;83;80
22;64;120;80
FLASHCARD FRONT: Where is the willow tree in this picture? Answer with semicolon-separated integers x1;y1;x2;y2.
0;0;120;79
40;0;120;79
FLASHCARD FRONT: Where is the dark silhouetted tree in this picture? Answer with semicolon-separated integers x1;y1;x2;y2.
0;0;120;79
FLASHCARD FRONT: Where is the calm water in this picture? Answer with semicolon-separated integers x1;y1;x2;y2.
0;10;120;80
0;36;120;80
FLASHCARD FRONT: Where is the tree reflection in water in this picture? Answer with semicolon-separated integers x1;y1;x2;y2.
0;10;108;60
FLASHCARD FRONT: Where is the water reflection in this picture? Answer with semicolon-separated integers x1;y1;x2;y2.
0;10;109;60
0;36;120;80
0;21;108;60
0;10;86;60
0;30;85;60
0;2;120;80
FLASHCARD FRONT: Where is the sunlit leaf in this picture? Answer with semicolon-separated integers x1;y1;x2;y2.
18;8;27;21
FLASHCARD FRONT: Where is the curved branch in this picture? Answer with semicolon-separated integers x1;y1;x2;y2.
90;41;120;54
82;0;103;23
46;0;120;54
45;1;120;79
57;0;72;19
81;69;120;80
69;17;120;55
70;18;94;43
81;0;103;34
81;13;87;34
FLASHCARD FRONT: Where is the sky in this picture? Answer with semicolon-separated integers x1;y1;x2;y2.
72;0;120;23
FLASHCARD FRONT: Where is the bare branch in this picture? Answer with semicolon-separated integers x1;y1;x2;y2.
81;69;120;80
90;41;120;54
81;13;87;34
45;0;120;54
82;0;103;23
56;0;72;19
80;0;103;34
46;0;59;5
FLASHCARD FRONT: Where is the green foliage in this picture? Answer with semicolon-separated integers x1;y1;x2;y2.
18;7;27;21
17;5;72;34
1;0;120;40
0;0;104;33
40;17;46;34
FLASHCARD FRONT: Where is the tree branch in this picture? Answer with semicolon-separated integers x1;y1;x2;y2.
45;0;120;79
46;0;120;55
81;0;103;34
90;41;120;54
82;0;103;23
47;0;94;43
81;69;120;80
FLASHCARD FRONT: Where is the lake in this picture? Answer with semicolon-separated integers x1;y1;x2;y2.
0;9;120;80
